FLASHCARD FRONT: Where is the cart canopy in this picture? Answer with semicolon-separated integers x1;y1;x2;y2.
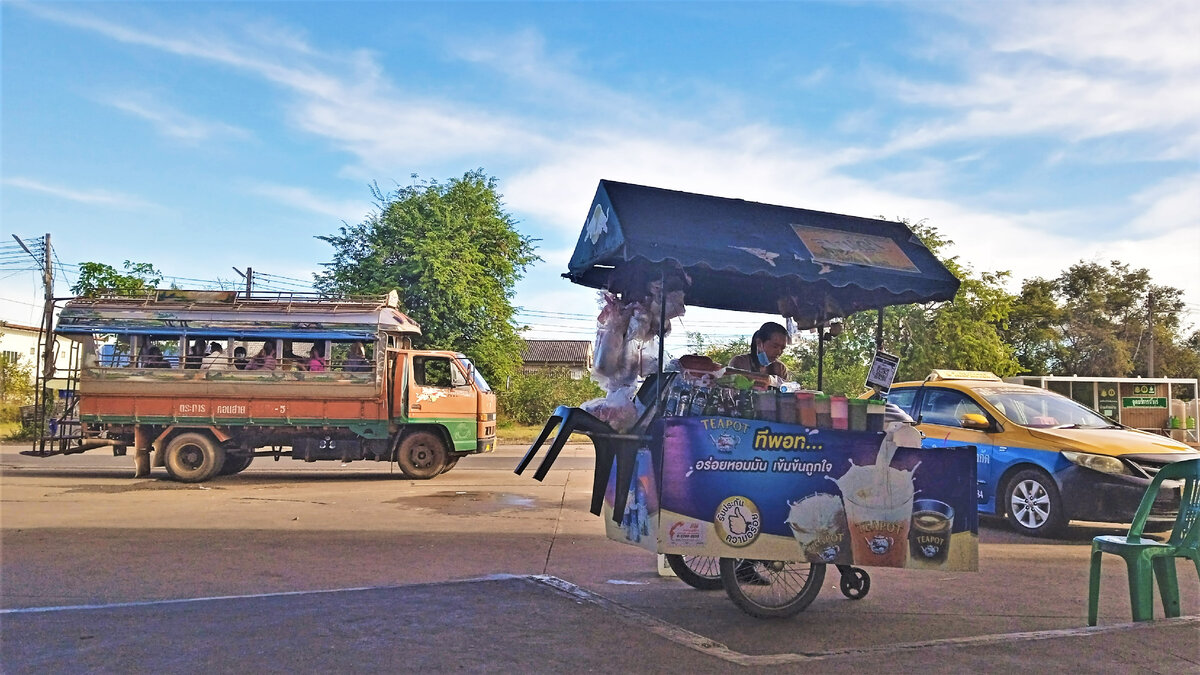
567;180;960;328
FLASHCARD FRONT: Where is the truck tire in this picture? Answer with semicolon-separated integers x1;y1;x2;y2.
219;453;254;476
439;457;460;475
164;432;226;483
396;431;446;479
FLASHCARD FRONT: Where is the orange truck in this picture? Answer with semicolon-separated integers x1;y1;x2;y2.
24;290;496;481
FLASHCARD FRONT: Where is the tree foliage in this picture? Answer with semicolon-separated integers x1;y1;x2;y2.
71;261;162;297
1004;261;1198;379
497;367;603;426
315;170;539;384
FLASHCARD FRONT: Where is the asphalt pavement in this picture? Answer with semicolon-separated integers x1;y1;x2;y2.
1;441;1197;673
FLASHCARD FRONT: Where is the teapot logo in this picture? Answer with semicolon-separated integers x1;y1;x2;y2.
867;534;893;555
921;543;941;558
714;496;761;548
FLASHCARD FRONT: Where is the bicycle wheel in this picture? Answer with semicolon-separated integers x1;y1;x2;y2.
664;554;723;590
719;558;826;619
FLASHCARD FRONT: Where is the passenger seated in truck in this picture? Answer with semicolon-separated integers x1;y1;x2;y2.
201;342;231;370
344;342;370;372
141;345;171;368
307;346;327;372
246;341;278;371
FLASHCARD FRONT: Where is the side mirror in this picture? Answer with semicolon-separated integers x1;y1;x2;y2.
960;413;991;431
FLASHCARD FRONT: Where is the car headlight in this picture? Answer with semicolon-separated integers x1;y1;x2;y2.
1061;450;1130;476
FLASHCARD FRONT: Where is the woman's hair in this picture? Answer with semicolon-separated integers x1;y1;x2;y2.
752;322;788;349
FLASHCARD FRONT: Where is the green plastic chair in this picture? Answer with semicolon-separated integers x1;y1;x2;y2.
1087;457;1200;625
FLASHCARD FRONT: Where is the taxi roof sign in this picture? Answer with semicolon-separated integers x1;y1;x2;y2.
927;369;1001;382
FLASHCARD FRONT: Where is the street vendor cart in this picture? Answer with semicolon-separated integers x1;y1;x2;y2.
517;180;977;618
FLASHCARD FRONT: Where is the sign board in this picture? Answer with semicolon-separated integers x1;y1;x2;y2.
1122;397;1167;408
1098;385;1119;420
866;350;901;393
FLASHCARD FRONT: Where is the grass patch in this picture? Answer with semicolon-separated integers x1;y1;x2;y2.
495;422;591;446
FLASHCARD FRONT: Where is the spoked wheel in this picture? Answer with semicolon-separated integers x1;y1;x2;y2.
719;558;826;619
665;554;723;590
837;565;871;599
1004;469;1065;537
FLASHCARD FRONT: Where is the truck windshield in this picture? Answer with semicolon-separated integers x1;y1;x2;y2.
457;357;491;392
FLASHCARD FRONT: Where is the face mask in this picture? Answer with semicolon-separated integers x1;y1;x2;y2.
756;349;770;367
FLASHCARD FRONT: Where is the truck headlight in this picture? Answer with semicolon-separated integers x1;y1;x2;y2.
1061;451;1130;476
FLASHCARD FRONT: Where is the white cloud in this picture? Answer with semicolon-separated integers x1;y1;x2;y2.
3;177;158;210
246;182;371;222
100;92;251;143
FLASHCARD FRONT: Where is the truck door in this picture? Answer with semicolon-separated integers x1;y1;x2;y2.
407;354;477;452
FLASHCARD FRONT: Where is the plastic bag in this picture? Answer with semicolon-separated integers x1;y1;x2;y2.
581;385;639;432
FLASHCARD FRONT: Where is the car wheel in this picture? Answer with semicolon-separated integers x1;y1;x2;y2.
396;431;447;479
1004;468;1065;537
164;432;225;483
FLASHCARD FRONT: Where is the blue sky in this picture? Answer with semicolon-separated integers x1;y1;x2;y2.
2;1;1198;355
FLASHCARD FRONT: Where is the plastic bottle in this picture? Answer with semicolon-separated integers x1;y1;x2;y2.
866;399;886;432
778;391;798;425
754;391;778;422
814;394;832;427
848;398;868;431
690;389;709;416
797;392;817;427
831;395;849;430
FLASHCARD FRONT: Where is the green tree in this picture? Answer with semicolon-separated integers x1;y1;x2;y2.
315;170;539;384
71;261;162;297
497;367;603;426
1005;261;1196;379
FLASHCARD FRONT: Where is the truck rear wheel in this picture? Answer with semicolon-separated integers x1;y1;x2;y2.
396;431;446;479
219;453;254;476
164;432;226;483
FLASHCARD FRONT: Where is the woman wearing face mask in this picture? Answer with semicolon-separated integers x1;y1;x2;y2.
728;322;789;379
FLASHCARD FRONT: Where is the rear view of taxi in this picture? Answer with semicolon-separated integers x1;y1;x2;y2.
886;371;1199;537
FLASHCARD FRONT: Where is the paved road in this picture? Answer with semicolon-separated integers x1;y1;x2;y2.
2;441;1197;672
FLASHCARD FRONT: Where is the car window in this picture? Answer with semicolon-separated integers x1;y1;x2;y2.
886;388;917;415
918;389;987;428
975;387;1113;429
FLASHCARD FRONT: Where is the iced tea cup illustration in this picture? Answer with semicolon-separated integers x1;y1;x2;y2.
909;498;954;563
837;464;914;567
785;493;848;564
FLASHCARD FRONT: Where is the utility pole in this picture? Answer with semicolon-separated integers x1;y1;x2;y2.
232;267;253;295
11;233;55;382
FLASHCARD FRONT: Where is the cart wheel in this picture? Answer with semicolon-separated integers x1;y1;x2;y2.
838;567;871;600
665;554;723;591
719;558;825;619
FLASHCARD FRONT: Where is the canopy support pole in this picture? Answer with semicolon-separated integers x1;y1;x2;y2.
817;326;826;392
876;308;884;351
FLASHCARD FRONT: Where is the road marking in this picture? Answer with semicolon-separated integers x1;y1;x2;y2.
5;573;1197;668
529;575;1200;666
0;574;526;615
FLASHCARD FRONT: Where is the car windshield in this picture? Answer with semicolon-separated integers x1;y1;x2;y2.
975;387;1114;429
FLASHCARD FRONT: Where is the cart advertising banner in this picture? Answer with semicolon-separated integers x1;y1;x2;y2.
651;416;978;571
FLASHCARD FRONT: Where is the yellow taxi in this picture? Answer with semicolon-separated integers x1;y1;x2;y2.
882;370;1198;537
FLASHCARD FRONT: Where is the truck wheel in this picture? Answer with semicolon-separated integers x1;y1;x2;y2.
396;431;446;479
219;453;254;476
1004;468;1066;537
164;432;226;483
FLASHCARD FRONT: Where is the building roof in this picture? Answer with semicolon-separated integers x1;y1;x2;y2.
0;321;42;334
521;339;593;365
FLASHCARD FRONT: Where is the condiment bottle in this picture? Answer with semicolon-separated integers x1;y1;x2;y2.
814;394;832;427
848;398;868;431
831;395;849;430
754;390;778;422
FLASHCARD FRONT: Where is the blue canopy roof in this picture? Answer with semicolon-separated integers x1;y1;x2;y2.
567;180;960;328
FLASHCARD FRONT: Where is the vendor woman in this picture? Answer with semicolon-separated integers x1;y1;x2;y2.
728;321;789;379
